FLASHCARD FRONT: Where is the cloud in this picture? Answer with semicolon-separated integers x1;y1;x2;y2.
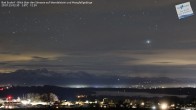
1;49;196;78
0;62;7;65
0;51;20;55
117;49;196;66
0;52;63;62
152;62;173;64
0;52;64;73
31;56;50;61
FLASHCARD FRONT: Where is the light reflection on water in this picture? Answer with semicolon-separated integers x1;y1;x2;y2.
94;91;188;98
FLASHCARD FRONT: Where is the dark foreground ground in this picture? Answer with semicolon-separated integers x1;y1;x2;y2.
0;108;181;110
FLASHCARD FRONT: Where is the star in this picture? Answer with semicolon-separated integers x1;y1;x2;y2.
122;14;126;17
12;31;16;34
79;17;83;20
142;11;145;15
8;10;11;14
154;24;158;31
146;40;151;44
111;11;115;15
47;27;50;31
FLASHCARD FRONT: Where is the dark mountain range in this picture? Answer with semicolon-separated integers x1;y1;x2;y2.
0;69;195;87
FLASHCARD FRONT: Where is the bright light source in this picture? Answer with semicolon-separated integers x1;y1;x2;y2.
171;104;175;107
85;100;89;104
7;95;13;100
146;40;151;44
132;105;137;108
160;103;168;110
141;102;145;106
0;88;3;91
152;106;156;110
21;99;31;105
8;96;11;99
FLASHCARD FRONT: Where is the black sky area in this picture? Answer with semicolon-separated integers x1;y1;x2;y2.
0;0;196;86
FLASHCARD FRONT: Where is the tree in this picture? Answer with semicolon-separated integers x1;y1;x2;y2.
41;93;59;102
25;93;59;102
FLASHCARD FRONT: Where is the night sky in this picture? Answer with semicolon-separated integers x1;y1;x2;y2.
0;0;196;80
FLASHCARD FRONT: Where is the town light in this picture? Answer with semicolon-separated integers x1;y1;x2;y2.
7;95;12;100
152;106;156;110
0;88;3;91
21;99;31;105
141;102;145;106
160;103;168;110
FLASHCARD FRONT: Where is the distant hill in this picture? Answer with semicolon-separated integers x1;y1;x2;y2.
0;69;195;87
